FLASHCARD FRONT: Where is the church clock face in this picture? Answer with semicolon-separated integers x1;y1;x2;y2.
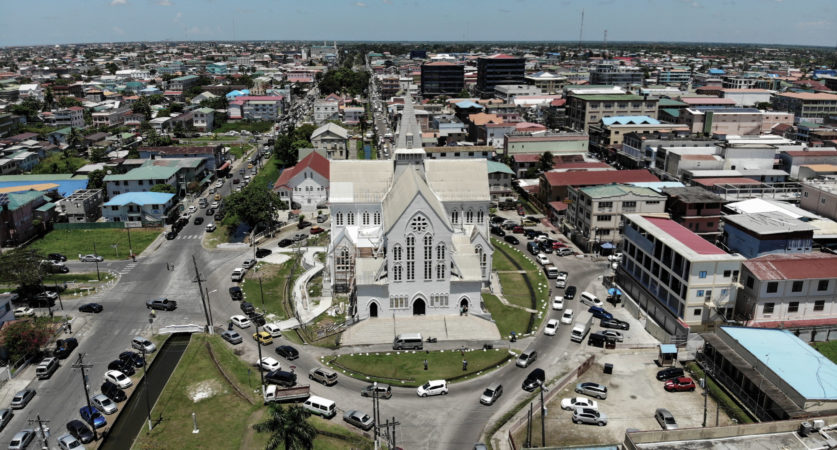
411;216;428;233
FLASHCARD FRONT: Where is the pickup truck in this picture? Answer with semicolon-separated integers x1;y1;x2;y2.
146;298;178;311
263;385;310;404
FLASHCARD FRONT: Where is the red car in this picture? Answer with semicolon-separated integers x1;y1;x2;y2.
309;226;325;234
552;241;567;249
664;376;696;392
512;226;524;234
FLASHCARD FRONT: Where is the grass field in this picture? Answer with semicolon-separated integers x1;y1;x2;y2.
240;256;303;320
498;273;535;309
228;144;251;160
28;228;161;260
813;340;837;364
329;348;511;387
491;238;540;273
482;294;533;338
250;155;281;191
31;153;89;174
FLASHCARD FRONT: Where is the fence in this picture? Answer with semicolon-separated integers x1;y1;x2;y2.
54;222;125;230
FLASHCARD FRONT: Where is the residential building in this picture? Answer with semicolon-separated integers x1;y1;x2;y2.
379;74;400;100
566;94;658;133
314;99;340;124
486;160;514;201
0;190;50;246
342;106;365;126
661;186;724;240
566;184;666;252
772;92;837;123
656;68;691;85
92;108;129;127
167;75;199;92
422;146;494;160
310;123;349;160
0;150;39;174
58;189;103;223
588;116;689;155
589;63;644;87
137;145;223;171
720;89;772;107
540;169;659;204
476;54;525;96
680;107;794;136
779;150;837;178
103;159;205;198
617;214;746;338
524;71;567;94
722;211;815;259
493;84;541;102
800;179;837;221
41;107;85;128
191;107;215;131
102;192;175;223
272;151;329;212
327;94;492;320
503;132;589;158
619;131;720;170
228;96;284;121
420;62;464;97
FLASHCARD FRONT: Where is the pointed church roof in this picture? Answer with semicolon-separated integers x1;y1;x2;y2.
382;167;451;234
395;92;424;151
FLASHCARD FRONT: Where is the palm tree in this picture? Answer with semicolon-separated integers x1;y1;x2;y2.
252;404;316;450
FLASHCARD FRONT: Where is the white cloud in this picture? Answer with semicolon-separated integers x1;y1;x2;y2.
354;1;367;6
158;0;173;5
174;11;182;22
112;26;125;34
110;0;127;5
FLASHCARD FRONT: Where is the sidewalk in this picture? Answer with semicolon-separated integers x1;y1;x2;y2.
341;315;501;346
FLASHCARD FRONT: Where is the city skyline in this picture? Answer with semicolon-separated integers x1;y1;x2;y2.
0;0;833;48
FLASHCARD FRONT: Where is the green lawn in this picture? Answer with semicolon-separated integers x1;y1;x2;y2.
483;294;533;338
240;256;303;320
28;228;161;260
186;135;239;142
491;238;540;273
814;340;837;364
31;153;89;174
328;348;511;387
228;144;251;160
497;273;535;309
250;155;281;190
215;121;273;134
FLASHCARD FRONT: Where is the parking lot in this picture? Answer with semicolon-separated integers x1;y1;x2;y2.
512;352;735;447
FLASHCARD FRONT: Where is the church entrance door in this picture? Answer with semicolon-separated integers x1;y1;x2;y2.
412;298;426;316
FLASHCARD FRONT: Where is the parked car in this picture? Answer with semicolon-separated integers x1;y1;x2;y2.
48;253;67;262
275;345;299;360
309;226;325;234
104;370;132;389
100;381;126;403
556;248;574;256
107;360;135;376
535;253;550;266
53;338;78;359
575;382;608;399
118;351;145;368
504;235;519;245
664;376;696;392
655;408;678;430
278;238;293;247
79;406;107;429
193;216;204;225
263;323;282;338
242;259;257;269
231;315;251;328
146;297;177;311
343;410;374;431
572;407;607;426
551;296;564;310
13;307;35;318
561;309;574;324
600;330;624;342
255;247;272;258
600;318;630;330
253;331;273;345
522;368;545;391
265;370;297;387
66;419;95;443
205;223;216;232
240;301;255;315
0;408;12;432
231;268;245;282
560;397;598;411
221;330;243;345
131;337;156;353
656;367;685;381
544;319;559;336
416;380;448;397
516;351;538;368
479;384;503;405
564;286;577;299
165;231;177;240
297;220;312;229
256;357;281;372
316;215;327;223
78;303;103;313
10;389;36;409
588;306;613;320
228;286;243;301
8;430;35;450
607;252;623;262
361;383;392;399
79;254;103;262
91;394;118;415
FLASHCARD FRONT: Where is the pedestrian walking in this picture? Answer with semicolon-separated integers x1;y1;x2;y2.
424;359;428;371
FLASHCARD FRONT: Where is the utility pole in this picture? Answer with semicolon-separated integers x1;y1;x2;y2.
73;353;98;441
372;381;379;450
126;224;134;260
93;241;100;281
191;255;213;334
254;313;266;397
540;385;547;446
702;377;708;427
27;415;50;449
525;403;533;448
258;277;265;305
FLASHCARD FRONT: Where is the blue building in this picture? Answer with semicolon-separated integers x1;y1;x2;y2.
102;192;175;223
722;211;814;259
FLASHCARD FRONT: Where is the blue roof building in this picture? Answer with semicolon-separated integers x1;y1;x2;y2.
102;192;176;223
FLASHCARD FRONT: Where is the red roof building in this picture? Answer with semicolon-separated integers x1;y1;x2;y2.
272;152;330;210
539;169;659;203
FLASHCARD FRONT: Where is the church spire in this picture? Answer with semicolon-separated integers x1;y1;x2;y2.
395;92;423;150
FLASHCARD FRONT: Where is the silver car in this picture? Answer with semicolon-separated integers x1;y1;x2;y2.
572;407;608;426
10;389;35;409
575;382;608;399
8;429;35;450
57;433;84;450
91;394;118;415
221;330;243;345
131;337;156;353
343;410;374;431
0;408;13;432
655;408;678;430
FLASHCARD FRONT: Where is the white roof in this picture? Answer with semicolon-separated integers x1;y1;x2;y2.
424;159;489;202
382;168;451;234
312;122;348;140
329;160;392;203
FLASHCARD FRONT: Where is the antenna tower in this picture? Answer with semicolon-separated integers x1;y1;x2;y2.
578;9;584;52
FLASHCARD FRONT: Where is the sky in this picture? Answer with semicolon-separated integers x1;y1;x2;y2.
0;0;834;47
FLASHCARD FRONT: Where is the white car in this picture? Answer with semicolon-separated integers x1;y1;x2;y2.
551;296;564;310
416;380;448;397
188;205;197;214
555;278;566;288
91;393;118;415
231;315;251;328
79;254;103;262
561;309;574;325
600;330;624;342
131;337;157;353
256;357;281;372
263;323;283;338
607;253;623;262
536;253;550;266
544;319;559;336
242;259;256;269
561;396;598;411
205;223;216;232
104;370;132;389
210;201;219;209
231;268;245;282
14;307;35;318
57;433;83;450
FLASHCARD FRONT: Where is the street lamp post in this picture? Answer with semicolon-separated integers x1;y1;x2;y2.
254;313;266;398
205;289;217;335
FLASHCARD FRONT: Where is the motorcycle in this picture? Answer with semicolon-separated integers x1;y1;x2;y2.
426;337;437;343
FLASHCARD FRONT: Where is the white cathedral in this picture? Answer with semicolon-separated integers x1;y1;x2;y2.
327;94;493;320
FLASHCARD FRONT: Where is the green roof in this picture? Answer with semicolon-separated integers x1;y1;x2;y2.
659;98;687;107
196;107;214;114
571;94;647;101
661;108;681;118
53;127;73;135
0;174;82;182
6;191;45;210
580;184;664;199
36;202;56;212
104;165;179;181
172;75;198;81
486;160;515;175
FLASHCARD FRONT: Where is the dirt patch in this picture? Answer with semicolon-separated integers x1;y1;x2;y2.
187;379;227;403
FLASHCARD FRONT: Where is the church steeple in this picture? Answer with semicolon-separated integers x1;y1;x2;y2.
393;92;426;177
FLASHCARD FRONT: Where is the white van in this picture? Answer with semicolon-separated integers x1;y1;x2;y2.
302;395;336;418
544;265;559;279
393;333;423;350
36;357;59;380
580;291;603;308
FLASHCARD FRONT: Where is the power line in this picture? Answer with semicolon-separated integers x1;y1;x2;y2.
72;353;99;442
27;415;50;449
191;255;213;334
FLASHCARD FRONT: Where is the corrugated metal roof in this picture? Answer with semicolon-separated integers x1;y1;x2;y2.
104;192;175;206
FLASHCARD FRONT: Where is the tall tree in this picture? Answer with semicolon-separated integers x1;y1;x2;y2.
0;249;46;288
88;169;106;189
538;151;555;172
252;404;316;450
226;184;285;229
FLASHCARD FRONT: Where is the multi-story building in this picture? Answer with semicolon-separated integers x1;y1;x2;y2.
772;92;837;123
310;123;349;159
722;211;815;259
618;131;720;170
191;107;215;131
779;150;837;178
102;192;176;223
656;68;691;85
237;96;284;121
661;186;723;241
137;145;223;171
314;99;339;124
736;253;837;329
617;214;746;339
379;74;400;100
566;184;666;252
92;108;129;127
58;189;104;223
799;179;837;221
493;84;541;102
588;116;689;155
420;62;464;97
272;151;329;212
524;71;567;94
104;158;207;198
720;89;772;107
476;54;525;97
589;63;644;87
566;94;658;133
167;75;199;92
0;190;50;246
503;131;589;158
487;160;514;201
342;106;364;125
680;107;794;136
41;107;85;128
540;169;659;204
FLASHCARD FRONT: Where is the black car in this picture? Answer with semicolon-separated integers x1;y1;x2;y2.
656;367;685;381
297;220;312;229
265;369;297;387
214;212;224;221
205;208;215;217
255;248;272;258
194;216;204;225
240;301;255;315
229;286;243;301
107;359;136;376
78;303;103;313
119;351;145;368
600;318;630;330
48;253;67;262
53;338;78;359
101;381;127;403
249;313;266;327
275;345;299;360
66;419;95;444
166;231;178;240
564;286;577;299
539;243;553;254
504;235;520;245
522;368;546;392
278;239;293;247
490;216;505;224
491;226;506;237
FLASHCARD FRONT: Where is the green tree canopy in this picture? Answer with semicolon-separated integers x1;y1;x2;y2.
132;97;152;121
317;67;369;96
226;184;285;229
0;249;47;288
252;404;316;450
1;319;52;363
538;151;554;172
89;147;109;163
88;169;106;189
57;96;82;108
150;183;176;194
